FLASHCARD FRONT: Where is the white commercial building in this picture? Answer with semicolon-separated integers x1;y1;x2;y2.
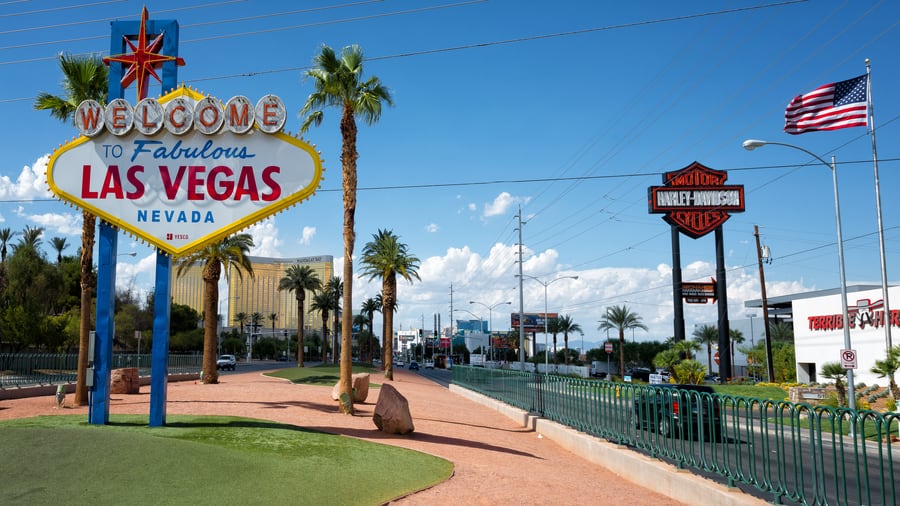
748;284;896;386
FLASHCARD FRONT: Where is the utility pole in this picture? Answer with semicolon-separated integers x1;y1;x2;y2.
516;206;526;367
754;225;775;382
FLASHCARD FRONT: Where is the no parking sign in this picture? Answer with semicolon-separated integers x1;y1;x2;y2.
840;349;858;369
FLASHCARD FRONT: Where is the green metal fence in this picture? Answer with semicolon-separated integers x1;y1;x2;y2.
453;365;898;506
0;353;202;388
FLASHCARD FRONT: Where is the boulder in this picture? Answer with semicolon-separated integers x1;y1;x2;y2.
331;373;371;403
110;367;140;394
373;383;414;434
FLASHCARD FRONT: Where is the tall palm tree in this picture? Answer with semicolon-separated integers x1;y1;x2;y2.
871;345;900;401
35;53;108;406
50;237;68;264
325;276;343;364
234;312;249;345
693;324;718;374
299;44;393;413
598;305;647;379
268;312;278;354
310;291;332;361
361;297;380;361
0;228;17;263
729;328;745;374
547;317;561;365
18;225;44;250
278;264;322;366
556;314;582;366
360;229;420;382
176;234;254;384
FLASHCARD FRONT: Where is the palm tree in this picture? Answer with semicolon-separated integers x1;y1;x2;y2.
50;237;68;264
0;228;17;263
18;225;44;250
324;276;343;364
729;328;745;374
361;297;380;362
674;339;701;361
35;53;108;406
278;264;322;366
299;44;393;413
250;312;263;357
547;317;561;366
598;305;647;379
556;314;582;366
310;291;332;361
871;345;900;401
821;361;848;407
692;324;718;374
175;234;254;384
360;229;420;382
234;312;249;346
653;349;681;381
268;312;278;355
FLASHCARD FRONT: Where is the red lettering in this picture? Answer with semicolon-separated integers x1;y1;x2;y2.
262;103;277;126
186;166;206;200
808;316;816;331
233;166;259;200
111;105;127;129
228;102;249;127
198;104;219;128
79;107;102;130
169;105;186;128
81;165;99;198
100;165;124;199
139;104;157;129
125;166;144;199
260;166;281;201
207;166;234;200
159;166;188;200
892;310;900;327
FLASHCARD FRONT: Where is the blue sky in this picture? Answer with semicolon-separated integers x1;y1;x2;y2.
2;0;899;348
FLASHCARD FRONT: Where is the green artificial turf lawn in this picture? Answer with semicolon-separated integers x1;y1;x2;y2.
266;364;381;387
0;414;451;505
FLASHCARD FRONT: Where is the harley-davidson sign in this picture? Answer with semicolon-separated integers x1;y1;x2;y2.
648;161;744;238
46;86;323;256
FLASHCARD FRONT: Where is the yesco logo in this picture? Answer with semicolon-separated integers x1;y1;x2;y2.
47;86;323;257
75;94;286;138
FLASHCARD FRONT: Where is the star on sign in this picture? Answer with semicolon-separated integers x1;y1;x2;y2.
103;7;185;101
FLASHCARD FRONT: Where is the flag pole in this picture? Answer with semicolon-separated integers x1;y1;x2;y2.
866;59;892;351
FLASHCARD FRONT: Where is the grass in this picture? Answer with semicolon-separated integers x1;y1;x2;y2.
266;364;381;387
0;414;452;505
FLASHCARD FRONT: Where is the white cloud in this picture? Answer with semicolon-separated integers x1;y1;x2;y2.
299;226;316;245
18;209;82;236
0;154;53;200
248;219;282;257
426;223;438;233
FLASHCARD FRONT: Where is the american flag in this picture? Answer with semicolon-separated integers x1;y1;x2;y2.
784;74;868;134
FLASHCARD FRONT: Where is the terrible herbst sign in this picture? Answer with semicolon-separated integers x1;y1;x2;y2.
648;161;744;238
46;86;323;256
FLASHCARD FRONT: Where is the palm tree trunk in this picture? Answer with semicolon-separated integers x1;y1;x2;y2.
564;332;569;366
338;106;358;413
619;330;626;379
74;211;95;406
202;276;219;384
297;297;305;367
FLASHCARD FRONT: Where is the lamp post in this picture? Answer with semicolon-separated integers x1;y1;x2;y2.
743;139;855;410
518;275;579;373
469;300;512;364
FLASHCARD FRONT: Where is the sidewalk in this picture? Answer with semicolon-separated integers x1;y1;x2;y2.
0;367;686;505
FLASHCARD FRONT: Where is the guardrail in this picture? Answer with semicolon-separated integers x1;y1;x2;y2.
452;365;898;506
0;353;202;389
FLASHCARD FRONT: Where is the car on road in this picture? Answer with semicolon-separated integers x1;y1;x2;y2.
631;384;723;441
424;360;434;369
216;355;236;371
408;361;420;371
395;359;405;368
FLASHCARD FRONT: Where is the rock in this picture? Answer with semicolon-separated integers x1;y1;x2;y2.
373;383;414;434
331;373;371;403
110;368;140;394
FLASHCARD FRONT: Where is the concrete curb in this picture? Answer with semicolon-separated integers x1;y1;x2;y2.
449;384;765;506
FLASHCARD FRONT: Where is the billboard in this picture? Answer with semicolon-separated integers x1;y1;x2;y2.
510;312;558;333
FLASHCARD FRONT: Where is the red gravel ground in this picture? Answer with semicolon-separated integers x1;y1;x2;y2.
0;367;685;506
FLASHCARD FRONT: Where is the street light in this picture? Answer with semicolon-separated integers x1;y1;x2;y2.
518;274;578;373
469;300;512;363
743;139;855;410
